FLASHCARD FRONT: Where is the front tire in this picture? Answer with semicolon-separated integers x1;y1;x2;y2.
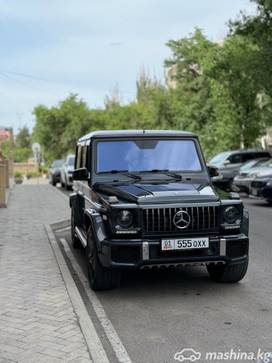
207;260;248;283
86;228;121;291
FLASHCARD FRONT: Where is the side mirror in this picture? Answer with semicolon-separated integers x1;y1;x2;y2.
223;160;230;166
207;165;223;182
73;168;89;181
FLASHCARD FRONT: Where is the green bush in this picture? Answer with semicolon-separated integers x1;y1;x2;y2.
14;171;23;178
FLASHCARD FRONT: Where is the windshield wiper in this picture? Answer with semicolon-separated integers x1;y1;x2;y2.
139;169;182;181
104;170;142;181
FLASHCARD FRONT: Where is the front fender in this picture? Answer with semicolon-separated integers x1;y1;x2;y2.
84;209;108;252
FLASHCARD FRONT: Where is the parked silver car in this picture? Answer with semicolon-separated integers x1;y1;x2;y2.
208;149;271;191
60;154;75;190
232;158;271;193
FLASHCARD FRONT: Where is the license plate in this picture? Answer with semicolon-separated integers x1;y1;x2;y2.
161;237;209;251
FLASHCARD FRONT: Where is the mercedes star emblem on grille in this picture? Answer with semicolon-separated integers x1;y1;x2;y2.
173;210;191;229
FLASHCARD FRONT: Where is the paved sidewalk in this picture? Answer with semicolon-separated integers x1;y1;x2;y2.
0;184;92;363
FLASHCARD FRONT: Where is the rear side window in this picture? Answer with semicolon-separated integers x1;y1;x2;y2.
241;153;254;163
252;152;271;159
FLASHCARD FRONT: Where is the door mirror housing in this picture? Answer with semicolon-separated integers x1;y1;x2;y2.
73;168;89;181
207;165;223;182
223;160;230;166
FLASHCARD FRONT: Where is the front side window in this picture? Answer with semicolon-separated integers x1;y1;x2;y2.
96;139;202;173
228;154;242;164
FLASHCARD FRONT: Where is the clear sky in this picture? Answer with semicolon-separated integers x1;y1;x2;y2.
0;0;255;133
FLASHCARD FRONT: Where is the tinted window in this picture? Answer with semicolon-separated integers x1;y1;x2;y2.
241;153;254;163
96;139;202;173
252;152;271;159
228;154;242;164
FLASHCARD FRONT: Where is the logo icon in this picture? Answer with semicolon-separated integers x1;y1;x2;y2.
173;210;191;229
174;348;201;362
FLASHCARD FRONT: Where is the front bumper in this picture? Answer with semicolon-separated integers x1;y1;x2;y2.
250;185;272;201
233;178;251;192
98;234;249;269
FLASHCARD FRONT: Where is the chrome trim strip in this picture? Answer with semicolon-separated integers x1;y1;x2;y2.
83;195;102;210
197;206;200;230
75;226;87;247
140;260;226;269
220;238;227;256
142;201;220;209
142;241;149;261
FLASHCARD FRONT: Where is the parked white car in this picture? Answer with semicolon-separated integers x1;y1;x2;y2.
60;154;75;190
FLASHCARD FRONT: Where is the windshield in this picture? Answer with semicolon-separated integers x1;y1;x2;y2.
96;139;202;173
240;158;270;171
67;156;75;166
209;152;230;164
261;159;272;168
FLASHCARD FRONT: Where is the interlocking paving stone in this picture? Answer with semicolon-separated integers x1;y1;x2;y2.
0;185;92;362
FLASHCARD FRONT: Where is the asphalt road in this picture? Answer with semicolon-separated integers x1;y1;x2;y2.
56;185;272;363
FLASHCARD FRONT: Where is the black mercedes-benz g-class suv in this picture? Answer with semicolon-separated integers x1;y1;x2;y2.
70;130;249;290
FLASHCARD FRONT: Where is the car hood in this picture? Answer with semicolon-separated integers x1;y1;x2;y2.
96;181;220;204
248;167;272;178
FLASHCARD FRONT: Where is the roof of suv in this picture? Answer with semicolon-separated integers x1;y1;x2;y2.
78;130;195;142
226;149;270;155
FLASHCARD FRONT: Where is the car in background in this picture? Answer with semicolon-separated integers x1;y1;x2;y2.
250;177;272;205
232;157;271;193
208;149;271;191
48;159;64;186
60;154;75;190
246;159;272;203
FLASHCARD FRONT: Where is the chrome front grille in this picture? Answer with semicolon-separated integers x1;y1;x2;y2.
143;205;219;234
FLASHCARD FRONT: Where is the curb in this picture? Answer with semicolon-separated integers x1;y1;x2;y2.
45;223;110;363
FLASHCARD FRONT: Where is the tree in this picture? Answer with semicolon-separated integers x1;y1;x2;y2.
204;35;267;148
16;126;31;149
229;0;272;96
165;30;222;156
32;94;94;162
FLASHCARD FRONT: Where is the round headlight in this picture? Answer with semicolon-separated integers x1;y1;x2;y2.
223;206;240;224
117;210;133;228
